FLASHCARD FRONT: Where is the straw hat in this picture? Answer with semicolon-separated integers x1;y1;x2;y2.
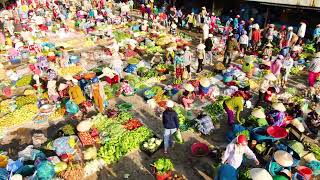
266;43;273;47
314;52;320;58
47;80;57;89
58;83;68;91
63;75;73;81
264;73;277;81
166;100;174;108
262;61;271;66
184;83;194;92
288;26;293;31
171;23;177;28
200;78;210;87
208;34;213;38
197;43;205;50
244;55;254;63
10;174;22;180
274;150;293;167
272;103;286;112
249;168;273;180
251;108;266;119
77;120;92;132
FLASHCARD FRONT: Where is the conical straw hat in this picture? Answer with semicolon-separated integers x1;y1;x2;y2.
251;108;266;119
249;168;273;180
274;150;293;167
184;83;194;92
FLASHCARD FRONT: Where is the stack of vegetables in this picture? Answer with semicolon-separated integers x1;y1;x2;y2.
141;137;163;154
203;96;227;124
16;75;33;87
92;112;153;164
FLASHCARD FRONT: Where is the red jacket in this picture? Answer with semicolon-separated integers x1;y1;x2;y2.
140;7;146;14
252;30;261;42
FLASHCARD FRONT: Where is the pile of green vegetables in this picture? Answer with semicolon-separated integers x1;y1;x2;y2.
303;43;316;54
304;142;320;161
152;158;174;174
203;96;227;124
113;31;132;42
92;113;153;164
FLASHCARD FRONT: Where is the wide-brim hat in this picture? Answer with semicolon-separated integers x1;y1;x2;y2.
314;52;320;58
58;83;68;91
177;50;184;55
197;43;205;50
272;103;286;112
184;83;194;92
244;55;254;63
274;150;293;167
63;75;74;81
208;34;213;38
77;120;92;132
266;43;273;47
171;23;177;28
251;108;266;119
200;78;210;87
264;73;277;81
262;61;271;67
166;100;174;108
249;168;273;180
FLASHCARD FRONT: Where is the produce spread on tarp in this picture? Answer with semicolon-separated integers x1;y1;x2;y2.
0;0;320;179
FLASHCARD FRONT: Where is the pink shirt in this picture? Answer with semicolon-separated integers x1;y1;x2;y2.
271;60;282;76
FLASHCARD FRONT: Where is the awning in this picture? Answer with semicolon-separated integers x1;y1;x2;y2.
246;0;320;9
259;2;320;10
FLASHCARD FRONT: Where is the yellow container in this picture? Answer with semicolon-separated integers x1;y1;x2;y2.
0;155;8;168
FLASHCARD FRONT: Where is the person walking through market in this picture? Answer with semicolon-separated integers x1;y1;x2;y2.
313;24;320;52
251;24;261;52
183;46;192;78
203;23;209;40
239;31;249;55
281;55;294;89
308;52;320;87
223;33;239;66
271;55;284;86
187;12;196;31
162;100;179;154
262;43;273;60
204;34;213;65
223;91;250;126
196;40;206;73
140;4;146;19
151;52;164;68
221;135;259;169
174;50;185;80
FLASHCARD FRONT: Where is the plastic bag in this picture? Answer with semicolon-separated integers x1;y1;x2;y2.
36;161;55;179
66;100;79;114
173;130;184;144
6;159;23;173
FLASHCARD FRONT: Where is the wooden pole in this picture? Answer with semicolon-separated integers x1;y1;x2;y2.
264;6;269;28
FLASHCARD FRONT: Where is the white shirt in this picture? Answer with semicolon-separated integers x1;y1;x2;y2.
282;58;294;71
309;57;320;73
239;34;249;45
221;140;257;169
183;50;192;66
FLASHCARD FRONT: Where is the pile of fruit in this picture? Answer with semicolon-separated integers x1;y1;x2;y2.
0;104;38;129
141;137;162;153
0;99;14;114
15;95;37;108
16;75;33;87
58;66;84;76
48;108;65;121
123;119;143;130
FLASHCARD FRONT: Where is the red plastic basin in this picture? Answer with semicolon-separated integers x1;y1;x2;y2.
267;126;288;139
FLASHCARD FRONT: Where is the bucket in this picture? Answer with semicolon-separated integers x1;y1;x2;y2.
0;155;8;168
297;166;313;180
155;171;172;180
191;142;209;157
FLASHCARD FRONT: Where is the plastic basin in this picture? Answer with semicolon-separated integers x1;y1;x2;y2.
191;142;209;157
297;166;313;180
267;126;288;139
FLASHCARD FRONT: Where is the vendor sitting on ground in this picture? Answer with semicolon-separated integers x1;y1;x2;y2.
264;87;277;104
199;78;218;102
117;79;134;96
151;52;163;68
174;50;185;80
181;83;196;110
267;103;287;127
221;135;259;169
223;91;250;126
305;105;320;139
